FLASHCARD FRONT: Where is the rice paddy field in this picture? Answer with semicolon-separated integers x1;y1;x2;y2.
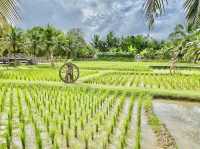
85;71;200;91
0;61;199;149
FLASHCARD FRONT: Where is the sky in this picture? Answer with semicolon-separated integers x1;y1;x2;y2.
17;0;185;40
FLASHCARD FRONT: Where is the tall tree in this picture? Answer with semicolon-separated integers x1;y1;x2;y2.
26;27;44;58
66;28;87;58
120;36;135;52
53;32;68;57
7;27;23;55
0;23;10;56
133;35;148;52
91;34;101;49
168;24;186;40
91;34;107;52
6;27;23;65
106;32;119;49
43;24;59;67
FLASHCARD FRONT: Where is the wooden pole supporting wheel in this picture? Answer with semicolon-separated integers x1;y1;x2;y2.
59;62;79;83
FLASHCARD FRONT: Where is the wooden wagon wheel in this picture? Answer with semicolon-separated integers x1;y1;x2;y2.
59;62;79;83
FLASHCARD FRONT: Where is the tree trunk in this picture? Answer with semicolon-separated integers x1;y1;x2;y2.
194;55;199;63
50;49;55;67
13;43;17;67
33;47;37;65
67;50;72;59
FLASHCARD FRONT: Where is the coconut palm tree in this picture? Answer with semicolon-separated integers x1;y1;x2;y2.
5;26;23;66
53;33;69;58
144;0;200;28
7;27;23;54
26;27;44;59
43;24;60;67
169;24;187;40
0;0;20;25
144;0;200;65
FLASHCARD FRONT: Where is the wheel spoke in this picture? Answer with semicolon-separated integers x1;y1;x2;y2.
59;63;79;83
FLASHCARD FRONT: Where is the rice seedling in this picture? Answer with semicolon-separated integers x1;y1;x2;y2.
85;71;200;91
0;61;197;148
0;68;98;82
134;97;142;149
19;123;26;149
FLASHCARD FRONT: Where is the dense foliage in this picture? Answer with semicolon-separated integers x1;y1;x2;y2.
0;24;199;62
91;25;200;62
0;25;162;60
160;24;200;63
0;25;95;60
91;32;161;59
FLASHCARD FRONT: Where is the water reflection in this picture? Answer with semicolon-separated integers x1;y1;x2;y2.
153;99;200;149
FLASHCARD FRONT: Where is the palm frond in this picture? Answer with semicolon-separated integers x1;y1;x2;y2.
0;14;7;26
144;0;168;29
0;0;21;25
144;0;200;29
184;0;200;25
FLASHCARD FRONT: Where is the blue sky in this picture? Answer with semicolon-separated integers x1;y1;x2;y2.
17;0;185;40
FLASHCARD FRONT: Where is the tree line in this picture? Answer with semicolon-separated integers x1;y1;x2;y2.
91;32;161;54
91;25;200;62
0;25;95;60
0;24;162;59
0;24;199;63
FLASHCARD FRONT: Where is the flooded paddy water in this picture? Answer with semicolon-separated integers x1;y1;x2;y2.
153;99;200;149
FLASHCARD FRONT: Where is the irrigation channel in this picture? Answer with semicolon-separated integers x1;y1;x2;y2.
153;99;200;149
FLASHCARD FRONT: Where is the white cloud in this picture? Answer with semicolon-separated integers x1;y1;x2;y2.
17;0;185;40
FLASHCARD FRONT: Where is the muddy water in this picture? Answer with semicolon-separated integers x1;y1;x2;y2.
141;108;157;149
153;99;200;149
126;100;137;149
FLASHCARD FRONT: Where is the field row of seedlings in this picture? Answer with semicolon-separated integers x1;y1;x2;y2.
74;61;150;71
85;72;200;91
0;83;150;149
0;69;98;82
0;82;180;149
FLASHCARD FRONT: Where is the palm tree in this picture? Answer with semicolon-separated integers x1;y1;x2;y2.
8;27;23;54
43;24;59;67
182;30;200;62
0;0;21;25
53;33;69;58
91;34;101;49
66;28;86;58
144;0;200;28
26;27;44;60
169;24;186;40
144;0;200;65
6;26;23;66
